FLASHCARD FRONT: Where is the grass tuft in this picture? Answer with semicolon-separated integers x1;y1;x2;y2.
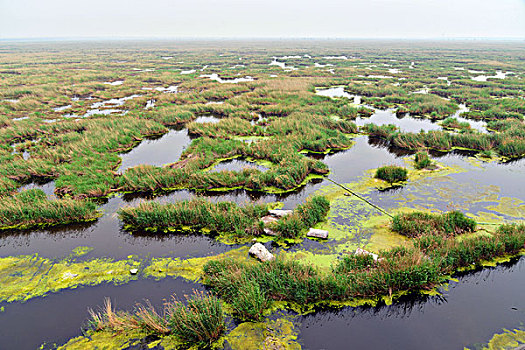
391;210;477;238
375;165;408;183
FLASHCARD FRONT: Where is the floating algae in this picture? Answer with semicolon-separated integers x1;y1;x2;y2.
0;247;249;303
57;329;181;350
284;158;524;267
224;317;301;350
58;314;300;350
142;247;250;281
0;253;140;303
469;328;525;350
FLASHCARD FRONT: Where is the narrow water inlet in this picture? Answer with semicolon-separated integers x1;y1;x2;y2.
193;115;221;123
118;129;191;172
17;180;56;198
208;159;270;173
315;86;361;104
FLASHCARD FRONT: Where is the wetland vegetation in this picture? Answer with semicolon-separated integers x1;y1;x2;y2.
0;40;524;349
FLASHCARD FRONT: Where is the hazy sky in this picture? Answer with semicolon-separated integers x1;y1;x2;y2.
1;0;524;39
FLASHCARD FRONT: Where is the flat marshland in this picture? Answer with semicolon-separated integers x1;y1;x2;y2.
0;40;524;349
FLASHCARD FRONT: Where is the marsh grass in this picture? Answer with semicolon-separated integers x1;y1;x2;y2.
365;122;525;159
88;291;225;346
441;117;471;131
118;195;329;239
375;165;408;183
271;195;330;238
118;198;267;236
414;151;432;169
204;223;525;318
391;211;477;238
120;127;334;194
166;291;226;346
0;189;99;229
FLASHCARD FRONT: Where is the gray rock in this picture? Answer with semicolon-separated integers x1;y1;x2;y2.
307;228;329;239
269;209;293;217
355;248;379;261
263;228;278;236
261;215;279;225
249;243;275;262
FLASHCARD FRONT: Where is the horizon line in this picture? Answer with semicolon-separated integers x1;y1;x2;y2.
1;36;524;42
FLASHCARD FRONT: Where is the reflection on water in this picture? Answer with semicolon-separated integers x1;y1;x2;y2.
316;86;361;104
269;58;298;71
0;195;236;260
451;104;487;133
103;80;124;86
472;70;512;82
0;278;203;350
64;95;140;118
356;109;441;133
298;257;525;350
17;180;56;198
154;85;178;93
118;129;191;172
193;115;221;123
53;105;71;112
209;159;269;173
201;74;254;84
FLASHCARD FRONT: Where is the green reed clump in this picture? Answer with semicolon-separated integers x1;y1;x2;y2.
364;118;525;159
187;117;256;138
0;116;10;128
498;139;525;158
375;165;408;183
272;196;330;238
486;119;520;132
88;291;225;347
230;275;269;321
361;123;398;138
0;189;99;229
358;107;374;118
406;94;458;118
139;105;195;126
391;210;476;238
415;223;525;270
204;249;441;316
414;151;432;169
204;257;325;318
118;198;267;236
166;291;226;346
204;221;524;318
201;259;269;320
441;117;471;131
332;253;376;273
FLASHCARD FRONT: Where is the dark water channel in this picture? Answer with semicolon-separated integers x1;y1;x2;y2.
0;278;204;350
298;257;525;350
1;113;524;349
